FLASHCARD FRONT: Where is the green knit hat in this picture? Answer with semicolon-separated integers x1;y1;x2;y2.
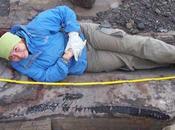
0;32;21;60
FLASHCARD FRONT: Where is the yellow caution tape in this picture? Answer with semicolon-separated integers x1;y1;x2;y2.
0;75;175;86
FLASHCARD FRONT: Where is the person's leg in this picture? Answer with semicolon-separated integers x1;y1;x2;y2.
86;43;125;72
80;22;175;64
86;42;166;72
127;56;167;70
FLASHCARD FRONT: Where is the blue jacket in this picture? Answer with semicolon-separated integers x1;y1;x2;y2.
10;6;87;82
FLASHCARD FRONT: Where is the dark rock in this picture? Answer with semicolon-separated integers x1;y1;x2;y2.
70;0;96;9
144;2;151;9
63;93;83;100
137;22;145;30
92;17;99;22
155;8;161;15
162;12;171;17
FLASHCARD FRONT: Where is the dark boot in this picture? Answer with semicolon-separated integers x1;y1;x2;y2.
70;0;96;9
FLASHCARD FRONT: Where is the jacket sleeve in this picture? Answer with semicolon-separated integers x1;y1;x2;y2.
11;58;69;82
26;5;80;33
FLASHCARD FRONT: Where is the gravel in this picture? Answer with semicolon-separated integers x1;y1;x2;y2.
80;0;175;34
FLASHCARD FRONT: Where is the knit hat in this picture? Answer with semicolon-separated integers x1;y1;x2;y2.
0;32;21;60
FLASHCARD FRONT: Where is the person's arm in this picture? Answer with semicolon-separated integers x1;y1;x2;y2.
27;5;85;61
11;48;74;82
11;58;70;82
31;58;69;82
26;5;81;33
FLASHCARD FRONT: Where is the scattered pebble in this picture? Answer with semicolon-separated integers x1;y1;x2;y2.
81;0;175;34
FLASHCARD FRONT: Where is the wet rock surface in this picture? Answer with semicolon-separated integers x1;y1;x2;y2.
83;0;175;34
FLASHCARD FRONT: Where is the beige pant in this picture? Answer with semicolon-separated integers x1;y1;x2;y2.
80;23;175;72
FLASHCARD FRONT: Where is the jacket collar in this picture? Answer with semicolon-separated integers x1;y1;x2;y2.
10;24;42;68
11;24;36;53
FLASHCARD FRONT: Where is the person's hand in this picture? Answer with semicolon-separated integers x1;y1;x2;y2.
65;32;86;61
62;48;74;61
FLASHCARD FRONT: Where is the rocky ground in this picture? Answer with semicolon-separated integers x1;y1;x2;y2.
1;0;175;35
81;0;175;34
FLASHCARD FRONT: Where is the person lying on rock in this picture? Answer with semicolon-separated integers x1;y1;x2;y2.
0;6;175;82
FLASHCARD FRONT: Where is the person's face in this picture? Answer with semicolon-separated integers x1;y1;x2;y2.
8;40;29;61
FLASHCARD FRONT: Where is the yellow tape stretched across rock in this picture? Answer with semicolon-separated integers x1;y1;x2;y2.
0;75;175;86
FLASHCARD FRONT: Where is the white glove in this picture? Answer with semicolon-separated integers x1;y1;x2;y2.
65;32;86;61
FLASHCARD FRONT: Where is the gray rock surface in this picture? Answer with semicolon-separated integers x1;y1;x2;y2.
0;58;175;122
